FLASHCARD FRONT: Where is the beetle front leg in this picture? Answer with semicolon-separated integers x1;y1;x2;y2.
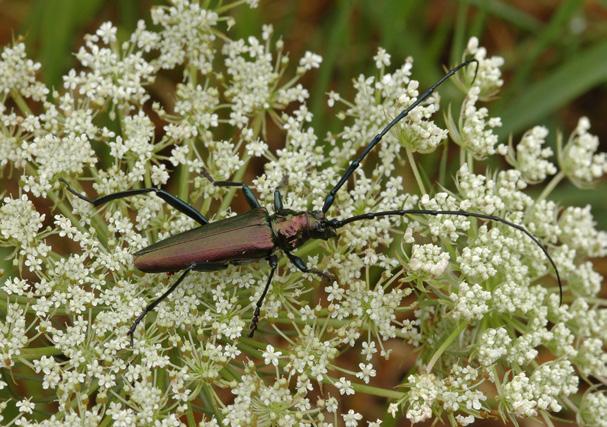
128;267;192;346
285;252;336;284
201;168;260;209
249;255;278;337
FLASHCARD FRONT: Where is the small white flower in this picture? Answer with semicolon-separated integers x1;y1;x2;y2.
335;377;355;395
387;403;399;417
356;363;376;384
299;51;322;71
463;36;504;98
456;414;475;426
342;409;363;427
262;344;282;366
17;397;35;414
502;126;556;183
374;47;391;69
96;22;117;44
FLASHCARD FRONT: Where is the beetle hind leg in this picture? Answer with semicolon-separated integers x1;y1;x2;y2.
59;178;208;226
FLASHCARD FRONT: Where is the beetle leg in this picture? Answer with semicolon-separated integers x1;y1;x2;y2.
201;168;260;209
192;263;228;272
285;252;336;284
273;189;283;212
60;178;208;226
249;255;278;337
128;267;192;346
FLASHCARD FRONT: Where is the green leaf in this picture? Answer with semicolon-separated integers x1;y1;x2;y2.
23;0;105;87
461;0;541;31
508;0;583;94
497;40;607;138
310;0;353;134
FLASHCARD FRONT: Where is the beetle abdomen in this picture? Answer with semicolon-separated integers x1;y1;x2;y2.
134;208;275;273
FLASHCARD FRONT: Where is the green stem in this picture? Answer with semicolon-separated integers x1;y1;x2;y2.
20;346;62;360
405;147;426;194
438;142;449;186
330;378;403;400
271;316;350;328
537;171;564;201
200;384;221;420
425;321;467;373
10;90;32;116
186;404;196;427
98;416;113;427
216;0;246;13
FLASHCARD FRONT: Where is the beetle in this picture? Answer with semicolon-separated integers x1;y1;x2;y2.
60;58;562;345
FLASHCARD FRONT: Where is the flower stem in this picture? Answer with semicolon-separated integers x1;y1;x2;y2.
425;321;467;373
537;171;564;201
405;147;426;194
10;90;32;116
340;379;403;400
20;346;63;360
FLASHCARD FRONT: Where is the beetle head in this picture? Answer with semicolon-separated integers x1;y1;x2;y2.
309;211;337;240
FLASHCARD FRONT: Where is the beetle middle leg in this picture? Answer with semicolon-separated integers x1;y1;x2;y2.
129;262;227;345
249;255;278;337
60;178;209;226
128;266;193;346
286;251;336;284
201;168;260;209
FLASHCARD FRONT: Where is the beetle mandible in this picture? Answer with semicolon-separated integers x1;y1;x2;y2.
60;58;562;345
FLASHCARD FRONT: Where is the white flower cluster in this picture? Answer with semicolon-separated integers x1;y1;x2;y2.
0;303;28;368
579;392;607;427
450;282;491;320
0;2;605;425
464;36;504;98
560;117;607;185
450;86;502;159
477;327;511;366
403;366;486;425
0;42;48;101
409;243;450;277
502;360;578;417
499;125;557;183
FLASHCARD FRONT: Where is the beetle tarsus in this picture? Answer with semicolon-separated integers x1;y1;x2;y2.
249;307;261;337
286;252;336;284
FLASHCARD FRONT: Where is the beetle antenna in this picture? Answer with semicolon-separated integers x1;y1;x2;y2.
330;208;563;304
321;58;479;214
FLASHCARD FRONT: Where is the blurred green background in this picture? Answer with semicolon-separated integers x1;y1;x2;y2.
2;0;607;225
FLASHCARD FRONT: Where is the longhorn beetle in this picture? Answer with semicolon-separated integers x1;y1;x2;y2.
61;58;562;345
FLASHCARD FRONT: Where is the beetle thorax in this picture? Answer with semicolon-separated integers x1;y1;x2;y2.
271;212;316;250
